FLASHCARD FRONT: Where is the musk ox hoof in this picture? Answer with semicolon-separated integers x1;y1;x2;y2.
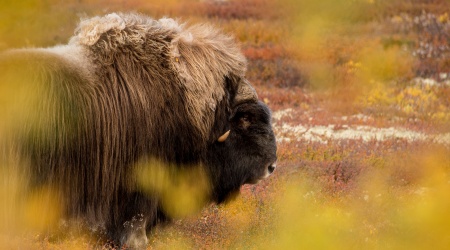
121;233;148;250
119;215;149;250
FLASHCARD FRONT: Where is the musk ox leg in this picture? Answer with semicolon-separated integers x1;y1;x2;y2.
120;213;149;250
107;192;158;250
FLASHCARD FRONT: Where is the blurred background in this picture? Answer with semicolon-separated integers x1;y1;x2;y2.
1;0;450;249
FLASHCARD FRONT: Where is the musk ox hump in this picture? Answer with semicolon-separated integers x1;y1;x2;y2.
73;13;127;46
70;12;257;140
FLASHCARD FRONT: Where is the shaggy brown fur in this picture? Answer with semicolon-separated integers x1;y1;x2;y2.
72;13;256;138
0;13;276;249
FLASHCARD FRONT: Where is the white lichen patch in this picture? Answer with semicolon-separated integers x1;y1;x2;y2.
274;122;449;145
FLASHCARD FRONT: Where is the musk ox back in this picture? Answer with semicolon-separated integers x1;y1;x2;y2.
0;13;277;249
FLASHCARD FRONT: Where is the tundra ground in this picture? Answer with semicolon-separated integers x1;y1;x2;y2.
1;0;449;249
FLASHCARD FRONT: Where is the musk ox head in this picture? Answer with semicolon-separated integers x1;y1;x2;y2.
0;13;277;249
207;100;277;203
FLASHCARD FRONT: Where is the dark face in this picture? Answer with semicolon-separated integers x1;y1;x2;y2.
208;101;277;203
229;101;278;183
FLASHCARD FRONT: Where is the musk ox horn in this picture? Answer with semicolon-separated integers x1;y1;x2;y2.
217;130;230;142
234;79;258;105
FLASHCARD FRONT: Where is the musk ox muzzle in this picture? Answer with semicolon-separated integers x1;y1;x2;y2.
0;13;277;249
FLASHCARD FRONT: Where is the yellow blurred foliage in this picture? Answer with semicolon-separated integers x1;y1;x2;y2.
284;0;415;115
391;150;450;249
221;193;258;232
356;44;413;83
271;182;352;250
0;166;63;249
1;0;449;249
360;81;395;107
136;159;211;219
244;147;450;250
1;45;63;249
0;167;25;232
22;186;62;232
438;12;448;23
359;80;450;121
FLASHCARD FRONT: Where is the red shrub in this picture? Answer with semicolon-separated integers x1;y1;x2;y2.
202;0;280;20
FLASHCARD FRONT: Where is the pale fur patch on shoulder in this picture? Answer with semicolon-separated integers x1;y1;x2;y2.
75;13;126;46
43;45;96;81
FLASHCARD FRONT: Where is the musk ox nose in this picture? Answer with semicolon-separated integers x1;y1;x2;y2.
268;163;276;174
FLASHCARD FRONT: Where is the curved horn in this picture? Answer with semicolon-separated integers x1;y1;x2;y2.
217;130;230;142
234;79;258;105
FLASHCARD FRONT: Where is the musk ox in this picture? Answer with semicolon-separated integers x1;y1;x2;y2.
0;13;277;248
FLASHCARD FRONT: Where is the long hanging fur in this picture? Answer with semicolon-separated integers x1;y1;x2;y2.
0;13;276;249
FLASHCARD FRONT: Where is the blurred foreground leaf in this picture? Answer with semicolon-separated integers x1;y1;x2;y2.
136;159;211;219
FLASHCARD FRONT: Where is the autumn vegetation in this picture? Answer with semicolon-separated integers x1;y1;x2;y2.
1;0;450;249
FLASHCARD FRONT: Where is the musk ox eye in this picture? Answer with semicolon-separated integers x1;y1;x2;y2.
239;114;251;129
